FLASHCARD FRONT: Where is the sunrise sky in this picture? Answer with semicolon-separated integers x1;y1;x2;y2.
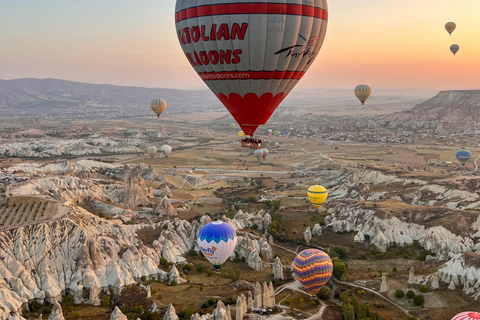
2;0;480;91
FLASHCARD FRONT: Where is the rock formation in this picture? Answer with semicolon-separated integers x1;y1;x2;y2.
236;293;247;320
253;282;262;308
312;223;322;236
304;226;312;243
47;301;65;320
156;196;178;217
122;167;152;207
408;268;415;284
273;257;284;280
164;185;172;198
110;306;128;320
164;304;179;320
247;291;253;310
380;273;388;293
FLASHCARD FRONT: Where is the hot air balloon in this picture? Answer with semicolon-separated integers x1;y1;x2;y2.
261;148;269;160
308;185;328;208
175;0;329;143
450;44;459;56
274;131;281;136
354;84;371;105
238;131;245;137
293;249;333;297
161;145;172;157
280;131;290;139
445;22;456;35
267;129;273;137
150;99;167;118
146;146;157;158
231;123;236;127
197;221;237;271
451;312;480;320
254;149;263;161
456;148;471;166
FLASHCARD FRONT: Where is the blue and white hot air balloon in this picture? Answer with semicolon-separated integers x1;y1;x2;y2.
197;221;237;271
456;148;471;166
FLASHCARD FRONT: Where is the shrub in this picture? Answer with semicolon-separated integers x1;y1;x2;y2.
170;280;177;286
176;310;186;319
413;294;424;306
316;286;332;300
406;290;415;299
207;270;214;277
207;297;217;306
332;257;347;280
419;286;429;293
62;294;73;304
183;264;192;271
251;224;258;230
141;276;147;281
101;295;111;307
395;290;405;299
160;258;170;268
196;265;205;273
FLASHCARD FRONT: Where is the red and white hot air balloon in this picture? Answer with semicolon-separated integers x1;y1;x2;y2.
175;0;328;136
452;312;480;320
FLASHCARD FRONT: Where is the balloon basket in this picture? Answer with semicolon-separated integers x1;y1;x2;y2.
309;295;317;300
241;137;263;149
214;269;221;274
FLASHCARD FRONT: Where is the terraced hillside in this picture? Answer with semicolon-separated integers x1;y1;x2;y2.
0;197;61;229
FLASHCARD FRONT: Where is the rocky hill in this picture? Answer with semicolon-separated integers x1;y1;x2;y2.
382;90;480;123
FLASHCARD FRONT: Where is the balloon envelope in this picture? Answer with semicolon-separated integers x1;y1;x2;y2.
354;84;371;105
150;99;167;118
293;249;333;296
308;185;328;208
146;146;157;158
238;131;245;137
450;44;459;55
197;221;237;270
261;148;269;160
445;22;456;35
451;312;480;320
274;131;281;136
161;145;172;157
267;129;273;137
175;0;329;135
254;149;263;160
456;149;471;165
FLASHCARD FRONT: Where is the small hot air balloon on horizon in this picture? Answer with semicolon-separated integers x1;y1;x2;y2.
354;84;372;105
450;44;459;56
254;149;263;161
456;148;471;166
293;249;333;298
274;131;281;136
175;0;329;137
451;312;480;320
445;22;456;35
267;129;273;137
146;146;157;158
161;145;172;157
197;221;237;271
238;131;245;137
150;99;167;118
308;185;328;208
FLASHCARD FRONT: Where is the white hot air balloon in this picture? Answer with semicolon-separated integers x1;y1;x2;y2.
254;149;263;161
175;0;329;136
161;145;172;157
261;148;269;160
146;146;157;158
197;221;237;271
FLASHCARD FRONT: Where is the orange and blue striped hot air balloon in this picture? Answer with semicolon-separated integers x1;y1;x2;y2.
293;249;333;297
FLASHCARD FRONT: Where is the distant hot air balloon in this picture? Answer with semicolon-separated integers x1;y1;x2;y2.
308;185;328;208
175;0;329;136
445;22;456;35
238;131;245;137
146;146;157;158
451;312;480;320
354;85;371;105
456;148;471;165
254;149;263;161
261;148;269;160
161;145;172;157
231;123;236;127
150;99;167;118
293;249;333;297
197;221;237;271
267;129;273;137
274;131;281;136
280;131;290;139
450;44;459;56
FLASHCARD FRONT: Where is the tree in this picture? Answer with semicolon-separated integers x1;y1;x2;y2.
413;294;424;306
419;286;429;293
316;286;332;300
332;257;347;280
406;290;415;299
330;246;348;260
395;290;405;299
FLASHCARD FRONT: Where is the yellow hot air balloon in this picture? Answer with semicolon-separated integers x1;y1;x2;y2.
238;131;245;137
307;185;328;208
354;85;371;105
150;99;167;118
445;22;456;35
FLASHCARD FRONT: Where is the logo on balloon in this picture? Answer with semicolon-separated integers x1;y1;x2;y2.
200;246;218;257
274;33;317;62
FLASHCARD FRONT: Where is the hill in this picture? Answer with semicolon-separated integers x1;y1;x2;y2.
0;78;223;118
381;90;480;123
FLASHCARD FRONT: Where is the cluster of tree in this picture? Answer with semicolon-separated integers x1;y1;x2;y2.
339;293;385;320
395;289;425;306
264;199;281;212
329;246;348;280
267;212;283;238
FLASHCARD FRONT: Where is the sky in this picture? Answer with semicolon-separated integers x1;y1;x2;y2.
1;0;480;91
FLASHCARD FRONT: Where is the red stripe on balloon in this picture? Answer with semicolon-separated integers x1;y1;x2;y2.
198;70;306;81
175;3;328;23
